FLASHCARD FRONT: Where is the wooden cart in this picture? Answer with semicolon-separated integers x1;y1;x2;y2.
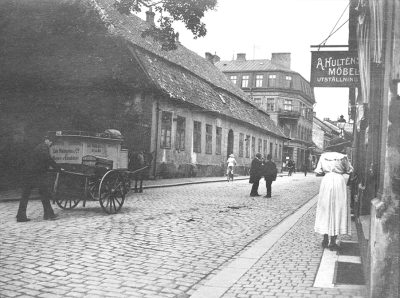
48;130;145;214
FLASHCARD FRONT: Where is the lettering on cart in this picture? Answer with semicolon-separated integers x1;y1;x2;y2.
51;144;81;162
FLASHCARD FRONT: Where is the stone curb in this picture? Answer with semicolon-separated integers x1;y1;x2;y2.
0;174;288;203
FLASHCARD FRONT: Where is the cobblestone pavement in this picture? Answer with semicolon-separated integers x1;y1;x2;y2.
1;174;320;297
223;207;366;298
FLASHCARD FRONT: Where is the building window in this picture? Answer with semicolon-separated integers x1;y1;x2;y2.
300;103;306;117
230;75;237;85
270;142;273;156
245;135;250;158
284;99;293;111
251;136;256;158
279;144;282;160
239;133;244;157
268;74;277;87
275;142;278;159
206;124;212;154
263;139;268;157
161;111;172;148
242;75;249;88
285;75;293;88
258;138;262;156
267;98;275;111
175;116;185;151
216;127;222;155
193;121;202;153
255;75;263;87
253;97;262;106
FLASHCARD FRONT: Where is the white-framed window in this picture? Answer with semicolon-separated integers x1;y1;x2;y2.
285;75;293;88
284;99;293;111
267;98;275;111
175;116;185;151
230;75;237;85
239;133;244;157
216;127;222;155
263;139;268;157
206;124;212;154
255;75;263;87
251;136;256;158
242;75;249;88
160;111;172;148
268;74;277;87
253;97;262;106
193;121;202;153
245;135;250;158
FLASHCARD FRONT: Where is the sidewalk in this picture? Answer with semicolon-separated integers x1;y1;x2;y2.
191;196;366;298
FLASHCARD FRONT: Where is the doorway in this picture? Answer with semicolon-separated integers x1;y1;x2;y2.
227;129;234;157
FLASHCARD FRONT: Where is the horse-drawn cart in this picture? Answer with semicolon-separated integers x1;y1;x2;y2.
49;130;145;214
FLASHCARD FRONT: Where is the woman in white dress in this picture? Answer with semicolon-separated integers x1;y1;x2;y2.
314;151;353;250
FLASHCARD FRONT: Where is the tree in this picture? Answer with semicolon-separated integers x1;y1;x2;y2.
114;0;217;50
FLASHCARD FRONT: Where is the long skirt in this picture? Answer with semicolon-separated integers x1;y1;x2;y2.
314;172;351;236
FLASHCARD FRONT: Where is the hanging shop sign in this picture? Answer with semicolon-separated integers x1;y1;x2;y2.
310;51;360;87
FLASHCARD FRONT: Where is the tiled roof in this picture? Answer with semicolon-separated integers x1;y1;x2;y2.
92;0;286;138
215;59;292;72
135;49;285;138
95;0;253;105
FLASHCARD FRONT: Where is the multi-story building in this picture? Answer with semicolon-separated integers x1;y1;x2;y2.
216;53;315;170
312;116;339;168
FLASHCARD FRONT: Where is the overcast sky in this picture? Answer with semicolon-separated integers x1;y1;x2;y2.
170;0;351;122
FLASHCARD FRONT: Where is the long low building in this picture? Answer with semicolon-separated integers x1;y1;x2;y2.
0;0;287;186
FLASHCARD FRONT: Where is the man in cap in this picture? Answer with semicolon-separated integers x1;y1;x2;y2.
16;135;62;222
249;153;263;196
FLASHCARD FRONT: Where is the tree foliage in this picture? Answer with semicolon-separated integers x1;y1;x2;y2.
114;0;217;50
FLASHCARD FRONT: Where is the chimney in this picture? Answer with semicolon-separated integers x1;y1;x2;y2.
146;7;155;26
213;54;220;63
205;52;214;63
236;53;246;61
205;52;220;64
175;32;180;43
271;53;291;69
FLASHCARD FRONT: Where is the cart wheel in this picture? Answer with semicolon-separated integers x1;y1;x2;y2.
55;190;81;210
99;171;125;214
54;174;81;209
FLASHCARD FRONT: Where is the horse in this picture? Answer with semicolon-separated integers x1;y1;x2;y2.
128;151;151;193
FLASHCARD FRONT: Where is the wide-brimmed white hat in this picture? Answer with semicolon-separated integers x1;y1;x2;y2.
229;154;234;157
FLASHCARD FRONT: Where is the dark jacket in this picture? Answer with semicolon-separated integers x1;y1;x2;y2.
249;157;263;183
263;160;277;181
23;142;60;176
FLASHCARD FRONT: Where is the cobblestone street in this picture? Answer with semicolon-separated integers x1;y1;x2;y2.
0;174;366;298
0;175;363;297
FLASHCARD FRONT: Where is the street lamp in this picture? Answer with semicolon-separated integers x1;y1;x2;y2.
337;115;346;138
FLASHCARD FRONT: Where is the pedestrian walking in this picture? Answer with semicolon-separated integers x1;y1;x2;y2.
314;151;353;250
249;153;263;197
226;154;237;182
262;154;277;198
16;135;63;222
303;162;309;176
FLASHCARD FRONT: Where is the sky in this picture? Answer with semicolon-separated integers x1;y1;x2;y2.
170;0;351;122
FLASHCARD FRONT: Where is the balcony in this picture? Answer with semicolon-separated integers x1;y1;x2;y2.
277;108;301;121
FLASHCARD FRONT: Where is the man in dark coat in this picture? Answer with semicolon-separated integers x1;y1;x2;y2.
263;154;278;198
16;136;62;222
249;153;263;197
